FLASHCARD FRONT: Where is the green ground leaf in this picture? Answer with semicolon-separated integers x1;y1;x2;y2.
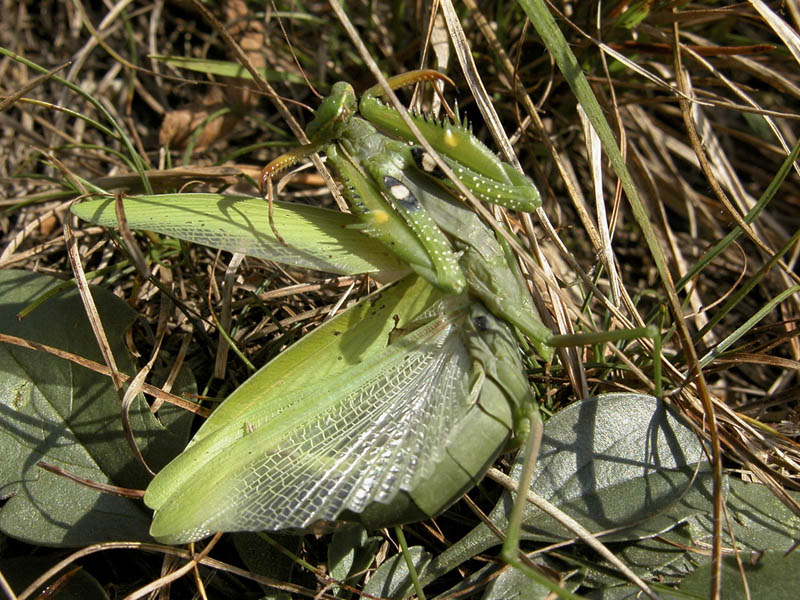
678;550;800;599
599;525;696;584
0;269;193;546
513;393;709;542
688;478;800;552
328;526;381;594
481;561;575;600
362;545;431;600
231;532;301;595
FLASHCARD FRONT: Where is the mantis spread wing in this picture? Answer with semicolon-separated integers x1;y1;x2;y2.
145;290;528;544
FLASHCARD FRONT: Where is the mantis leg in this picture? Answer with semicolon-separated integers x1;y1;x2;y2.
260;142;326;245
360;70;542;211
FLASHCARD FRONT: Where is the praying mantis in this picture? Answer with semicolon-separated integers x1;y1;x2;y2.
144;69;556;548
74;69;659;596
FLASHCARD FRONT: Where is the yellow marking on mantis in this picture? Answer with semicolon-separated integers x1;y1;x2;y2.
443;127;459;148
371;210;390;225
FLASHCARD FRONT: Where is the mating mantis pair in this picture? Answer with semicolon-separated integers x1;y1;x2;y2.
73;70;660;595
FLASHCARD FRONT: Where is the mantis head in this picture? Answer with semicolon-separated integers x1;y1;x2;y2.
306;81;357;142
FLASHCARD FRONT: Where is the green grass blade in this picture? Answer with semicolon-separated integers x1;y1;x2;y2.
150;55;307;84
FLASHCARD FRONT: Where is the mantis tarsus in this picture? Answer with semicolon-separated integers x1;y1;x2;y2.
131;70;660;595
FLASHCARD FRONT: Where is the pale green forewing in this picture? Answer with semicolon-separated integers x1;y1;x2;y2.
71;193;409;277
144;277;486;543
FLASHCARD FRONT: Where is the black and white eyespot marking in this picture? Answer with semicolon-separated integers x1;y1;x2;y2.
384;176;419;211
411;147;445;179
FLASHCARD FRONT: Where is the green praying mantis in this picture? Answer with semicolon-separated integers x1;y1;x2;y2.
144;69;558;545
72;69;659;594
